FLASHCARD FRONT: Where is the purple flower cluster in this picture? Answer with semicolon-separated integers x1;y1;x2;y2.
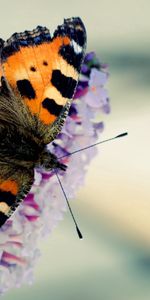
0;52;110;294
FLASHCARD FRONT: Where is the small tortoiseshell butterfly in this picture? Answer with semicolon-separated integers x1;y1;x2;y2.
0;17;86;227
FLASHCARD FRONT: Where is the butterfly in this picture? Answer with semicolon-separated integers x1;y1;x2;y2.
0;17;86;228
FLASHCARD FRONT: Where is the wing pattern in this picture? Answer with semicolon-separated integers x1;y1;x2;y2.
0;17;86;143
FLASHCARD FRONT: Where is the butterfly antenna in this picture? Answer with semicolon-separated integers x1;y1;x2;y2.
55;169;83;239
55;131;128;238
58;132;128;159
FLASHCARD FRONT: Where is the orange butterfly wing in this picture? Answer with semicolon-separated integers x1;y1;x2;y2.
0;169;34;227
0;18;86;132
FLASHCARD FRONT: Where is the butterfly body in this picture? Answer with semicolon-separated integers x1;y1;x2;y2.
0;17;86;227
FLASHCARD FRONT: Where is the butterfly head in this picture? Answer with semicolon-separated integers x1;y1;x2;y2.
36;149;67;172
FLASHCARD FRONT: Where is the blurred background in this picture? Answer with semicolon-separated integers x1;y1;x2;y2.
0;0;150;299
